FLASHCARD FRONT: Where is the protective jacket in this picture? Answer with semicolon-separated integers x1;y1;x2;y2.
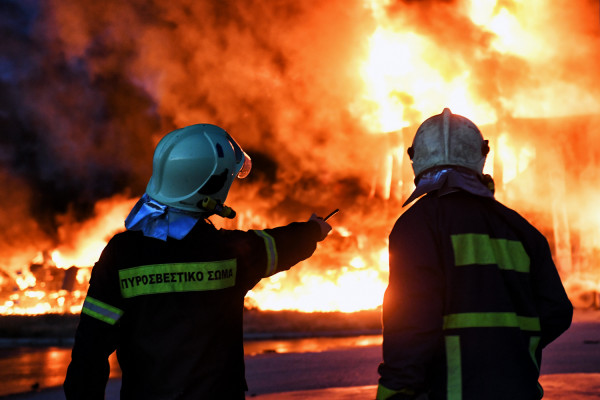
378;190;573;400
64;219;322;400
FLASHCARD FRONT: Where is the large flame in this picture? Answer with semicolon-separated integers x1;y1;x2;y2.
1;0;599;315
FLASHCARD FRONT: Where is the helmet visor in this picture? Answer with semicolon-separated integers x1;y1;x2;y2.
237;152;252;179
226;133;252;179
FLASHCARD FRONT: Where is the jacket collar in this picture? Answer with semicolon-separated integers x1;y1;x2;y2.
403;167;494;207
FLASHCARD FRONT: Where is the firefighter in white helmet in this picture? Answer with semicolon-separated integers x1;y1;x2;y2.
64;124;332;399
377;109;572;400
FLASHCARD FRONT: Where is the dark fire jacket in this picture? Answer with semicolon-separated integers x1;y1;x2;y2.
378;190;573;400
64;219;322;400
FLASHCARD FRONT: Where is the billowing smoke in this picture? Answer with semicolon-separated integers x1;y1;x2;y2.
0;0;599;311
0;0;378;271
1;1;160;268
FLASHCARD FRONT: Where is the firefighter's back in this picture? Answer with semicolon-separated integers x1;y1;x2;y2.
419;190;570;400
104;223;262;399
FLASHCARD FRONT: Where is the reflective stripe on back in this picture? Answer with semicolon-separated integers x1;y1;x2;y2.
375;384;417;400
529;336;541;371
118;260;237;298
451;233;530;273
253;230;279;276
443;312;541;332
82;296;124;325
446;335;462;400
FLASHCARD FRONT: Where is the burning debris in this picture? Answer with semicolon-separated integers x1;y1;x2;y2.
0;0;599;315
0;255;88;315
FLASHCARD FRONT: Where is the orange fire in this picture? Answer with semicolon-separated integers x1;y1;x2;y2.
1;0;599;315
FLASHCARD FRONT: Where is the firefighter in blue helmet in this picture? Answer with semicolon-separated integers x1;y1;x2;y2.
64;124;332;399
377;109;573;400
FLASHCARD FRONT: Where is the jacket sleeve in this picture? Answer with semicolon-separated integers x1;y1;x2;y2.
227;220;322;288
64;245;123;400
259;220;322;275
377;209;445;399
529;230;573;348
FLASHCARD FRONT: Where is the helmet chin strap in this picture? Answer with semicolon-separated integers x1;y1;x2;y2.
200;197;237;219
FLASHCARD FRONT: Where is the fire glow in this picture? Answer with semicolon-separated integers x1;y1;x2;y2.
1;0;599;315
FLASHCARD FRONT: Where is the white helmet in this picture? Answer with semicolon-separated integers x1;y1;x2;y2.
408;108;489;180
146;124;252;213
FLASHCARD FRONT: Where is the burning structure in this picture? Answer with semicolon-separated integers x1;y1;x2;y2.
0;0;599;315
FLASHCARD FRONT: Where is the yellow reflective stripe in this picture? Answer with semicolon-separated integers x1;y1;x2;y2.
451;234;530;273
82;296;124;325
375;384;416;400
118;260;236;298
446;335;462;400
529;336;541;371
253;230;278;277
529;335;545;398
443;312;541;332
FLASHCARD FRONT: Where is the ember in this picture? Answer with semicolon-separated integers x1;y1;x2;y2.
0;0;599;315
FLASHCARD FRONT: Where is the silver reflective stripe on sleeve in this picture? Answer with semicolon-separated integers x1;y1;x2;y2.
253;230;279;277
82;296;124;325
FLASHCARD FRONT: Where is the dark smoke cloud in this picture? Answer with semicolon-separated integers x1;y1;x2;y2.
0;0;163;269
1;1;159;227
0;0;378;271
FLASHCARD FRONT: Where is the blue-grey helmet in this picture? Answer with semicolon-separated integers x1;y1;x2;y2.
146;124;252;213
